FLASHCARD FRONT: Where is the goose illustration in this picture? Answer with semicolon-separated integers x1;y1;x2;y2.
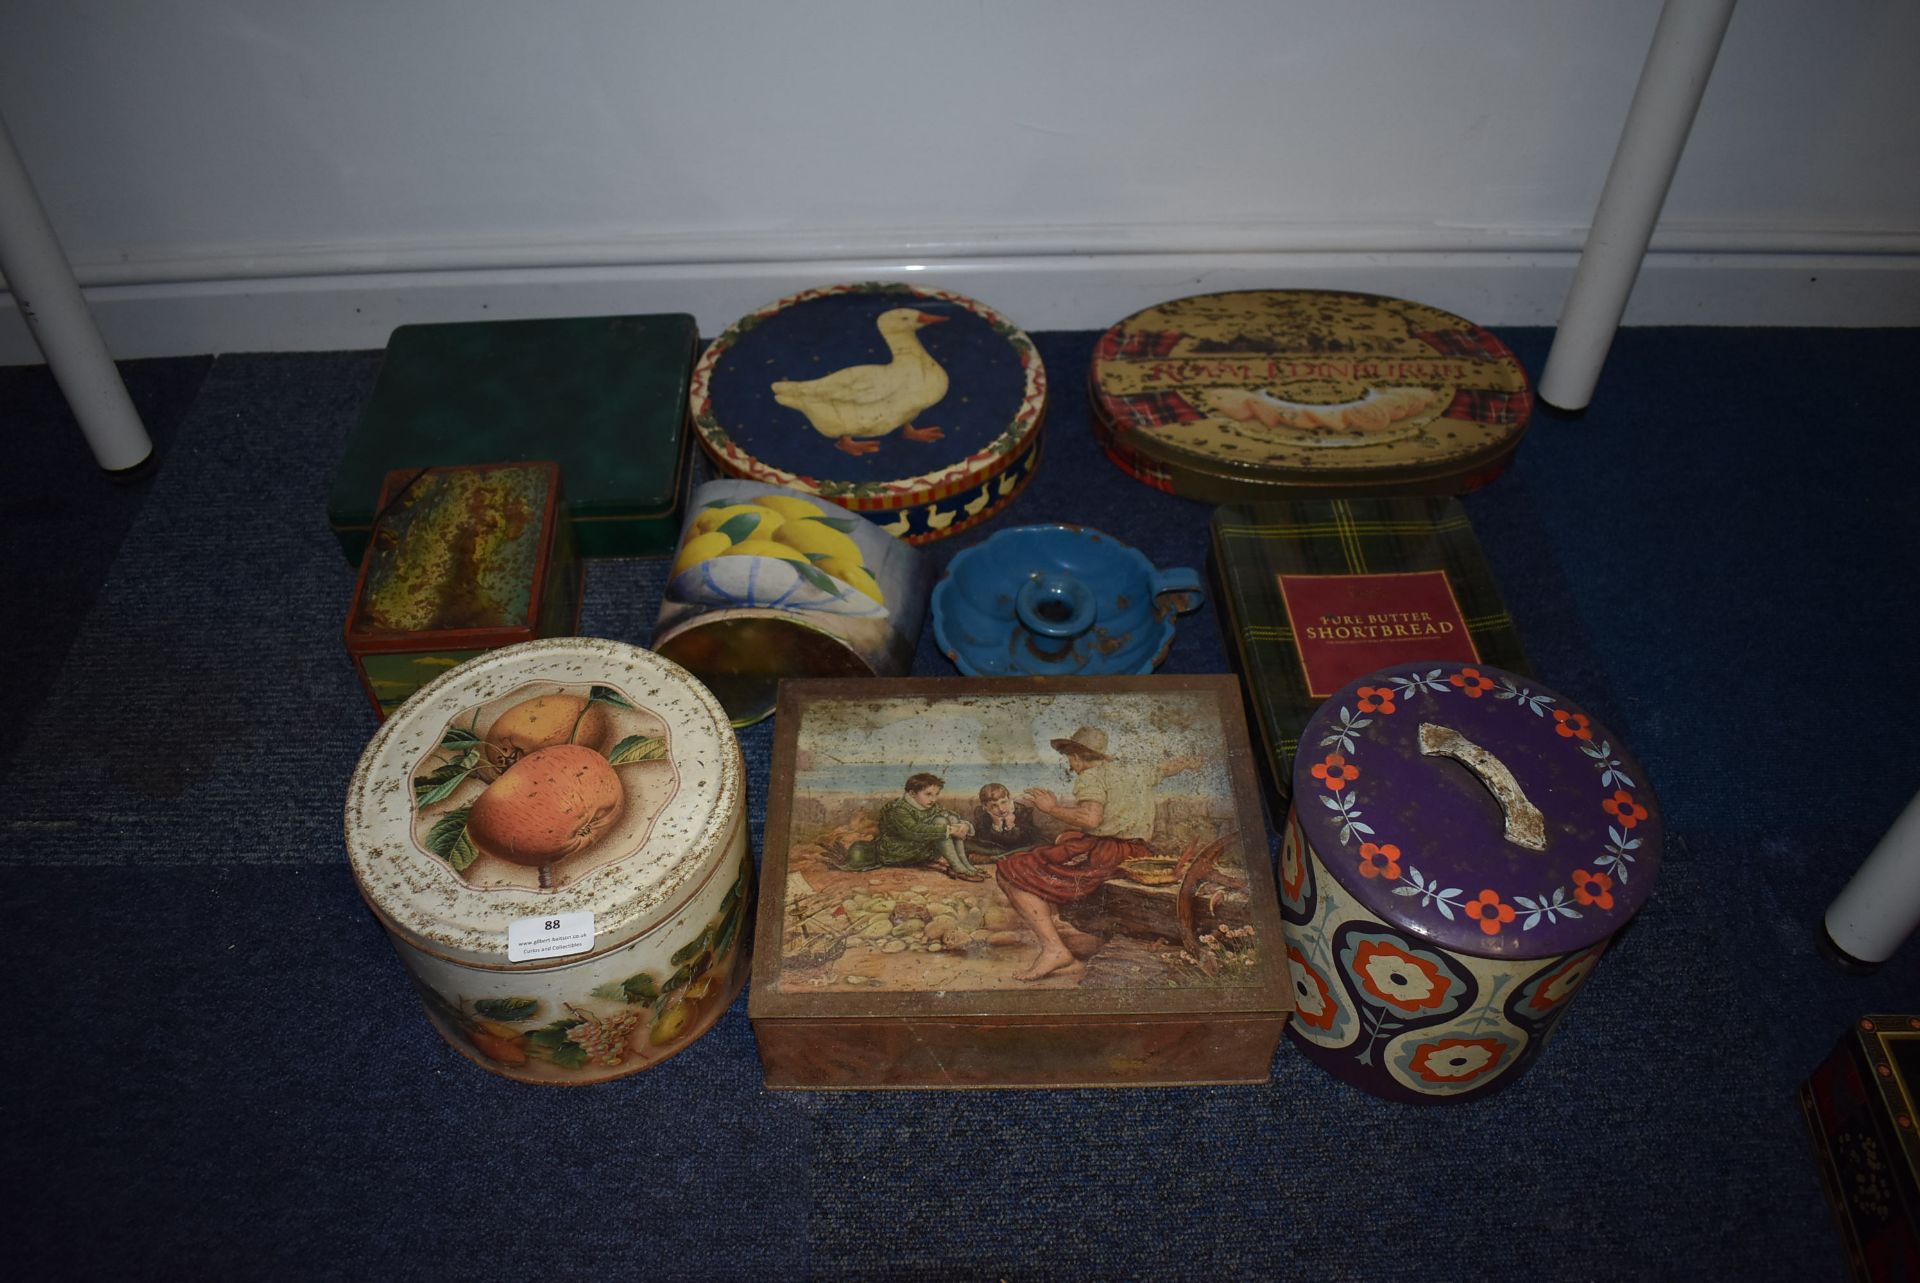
771;308;950;455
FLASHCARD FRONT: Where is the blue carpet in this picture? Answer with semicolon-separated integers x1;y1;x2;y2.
6;327;1917;1281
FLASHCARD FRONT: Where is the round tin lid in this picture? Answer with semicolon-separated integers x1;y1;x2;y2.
689;283;1046;520
1293;662;1660;960
1090;290;1531;496
343;638;743;969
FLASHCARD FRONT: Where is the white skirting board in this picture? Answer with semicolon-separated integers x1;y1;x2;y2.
3;248;1917;364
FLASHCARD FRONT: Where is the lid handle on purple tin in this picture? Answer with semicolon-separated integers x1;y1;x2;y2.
1418;723;1547;852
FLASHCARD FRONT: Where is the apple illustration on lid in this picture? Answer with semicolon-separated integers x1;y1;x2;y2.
410;684;673;891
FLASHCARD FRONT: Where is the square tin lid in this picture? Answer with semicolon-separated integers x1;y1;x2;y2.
329;313;696;534
749;675;1292;1023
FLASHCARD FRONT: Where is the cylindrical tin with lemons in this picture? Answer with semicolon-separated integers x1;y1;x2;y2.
652;480;929;725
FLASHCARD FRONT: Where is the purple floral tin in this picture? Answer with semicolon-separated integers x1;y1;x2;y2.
1280;661;1661;1102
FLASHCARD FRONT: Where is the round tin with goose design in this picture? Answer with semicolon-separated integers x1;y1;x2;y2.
1280;661;1659;1102
690;283;1047;543
343;638;750;1084
1090;289;1531;500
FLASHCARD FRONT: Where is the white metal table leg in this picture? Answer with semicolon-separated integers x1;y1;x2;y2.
0;110;152;472
1825;786;1920;969
1538;0;1738;412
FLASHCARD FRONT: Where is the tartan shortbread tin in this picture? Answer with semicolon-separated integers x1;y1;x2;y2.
1208;496;1529;808
690;283;1046;543
1090;290;1532;499
1282;661;1659;1102
343;638;751;1084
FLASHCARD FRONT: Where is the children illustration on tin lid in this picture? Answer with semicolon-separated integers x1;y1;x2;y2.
777;690;1257;992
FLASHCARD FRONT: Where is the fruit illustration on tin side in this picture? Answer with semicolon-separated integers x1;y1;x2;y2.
669;492;888;617
415;854;752;1078
411;683;674;890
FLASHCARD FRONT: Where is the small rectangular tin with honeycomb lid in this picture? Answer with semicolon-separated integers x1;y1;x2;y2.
342;461;580;720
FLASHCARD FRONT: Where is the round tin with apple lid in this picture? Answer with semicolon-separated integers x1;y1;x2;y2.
1280;661;1660;1102
689;282;1047;543
343;637;750;1084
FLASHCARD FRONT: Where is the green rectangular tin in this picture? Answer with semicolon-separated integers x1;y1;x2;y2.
329;314;697;561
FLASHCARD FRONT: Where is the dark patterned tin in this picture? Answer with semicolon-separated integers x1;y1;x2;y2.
1090;290;1531;499
1282;661;1659;1101
690;283;1046;543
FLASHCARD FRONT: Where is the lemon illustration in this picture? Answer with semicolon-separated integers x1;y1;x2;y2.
722;538;811;564
754;494;828;520
773;518;864;567
672;530;733;575
817;556;885;605
694;503;785;541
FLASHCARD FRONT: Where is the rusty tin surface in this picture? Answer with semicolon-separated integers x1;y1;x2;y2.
651;479;930;726
690;283;1047;543
342;462;580;720
342;638;750;1084
1089;290;1532;499
749;674;1291;1090
1281;661;1659;1102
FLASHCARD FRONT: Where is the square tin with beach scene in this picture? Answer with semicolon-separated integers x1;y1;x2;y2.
749;675;1292;1089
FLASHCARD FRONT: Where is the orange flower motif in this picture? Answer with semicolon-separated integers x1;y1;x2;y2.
1311;752;1360;792
1572;868;1615;910
1552;709;1594;741
1355;685;1397;715
1449;667;1495;698
1408;1037;1510;1086
1357;842;1403;880
1601;790;1648;829
1464;889;1516;936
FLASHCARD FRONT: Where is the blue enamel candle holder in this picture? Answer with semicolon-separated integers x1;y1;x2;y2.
930;525;1203;676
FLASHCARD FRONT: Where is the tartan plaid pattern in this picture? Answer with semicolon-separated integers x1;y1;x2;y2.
1089;411;1176;492
1209;496;1530;807
1412;326;1516;362
1442;387;1534;426
1107;391;1205;431
1093;328;1186;361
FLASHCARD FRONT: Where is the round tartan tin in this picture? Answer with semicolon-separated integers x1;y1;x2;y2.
690;283;1046;543
1281;661;1660;1102
343;638;750;1084
1090;290;1531;499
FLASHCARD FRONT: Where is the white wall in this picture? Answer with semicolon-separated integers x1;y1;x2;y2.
1;0;1916;361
